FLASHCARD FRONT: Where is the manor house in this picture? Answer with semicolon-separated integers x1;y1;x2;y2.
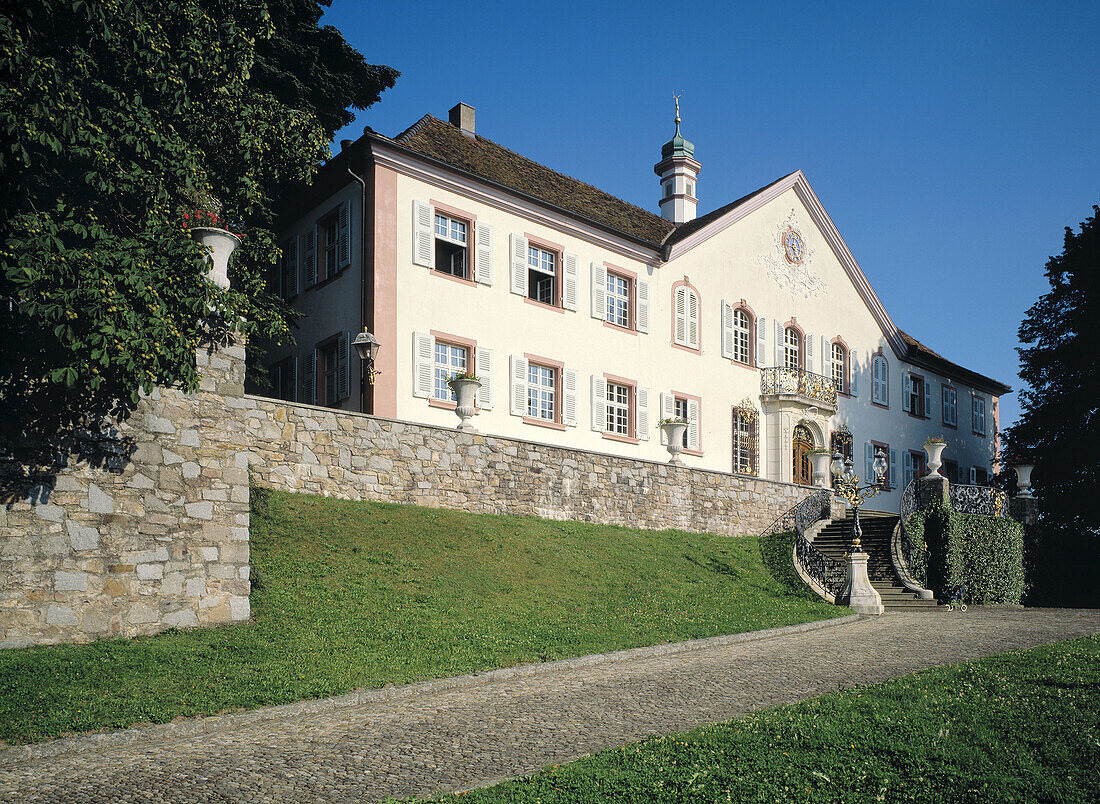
263;102;1009;508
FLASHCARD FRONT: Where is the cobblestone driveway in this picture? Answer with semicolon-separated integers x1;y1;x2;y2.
3;609;1098;803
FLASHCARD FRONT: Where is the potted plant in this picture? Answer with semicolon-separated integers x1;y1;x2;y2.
922;436;947;477
807;448;832;488
658;417;689;465
446;371;481;430
181;192;241;290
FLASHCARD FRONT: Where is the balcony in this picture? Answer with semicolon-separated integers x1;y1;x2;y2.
760;367;838;410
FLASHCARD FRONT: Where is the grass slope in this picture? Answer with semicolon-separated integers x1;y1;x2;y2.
0;488;840;744
407;635;1100;804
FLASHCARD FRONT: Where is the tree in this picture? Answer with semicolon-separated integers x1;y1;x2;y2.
1004;205;1099;604
0;0;396;476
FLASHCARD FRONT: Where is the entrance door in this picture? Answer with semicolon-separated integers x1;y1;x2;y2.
793;424;814;486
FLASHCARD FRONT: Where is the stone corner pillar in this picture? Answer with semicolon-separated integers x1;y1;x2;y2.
917;474;950;510
838;551;885;615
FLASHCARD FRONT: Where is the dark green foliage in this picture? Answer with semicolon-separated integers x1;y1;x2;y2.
0;490;842;744
908;506;1025;604
0;1;395;474
400;636;1100;804
1003;206;1099;600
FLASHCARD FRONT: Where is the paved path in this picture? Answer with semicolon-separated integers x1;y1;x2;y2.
3;609;1098;803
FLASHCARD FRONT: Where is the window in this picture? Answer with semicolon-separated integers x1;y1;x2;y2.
433;342;469;403
279;237;298;300
831;426;853;463
831;342;847;393
905;373;927;417
606;272;631;328
527;244;557;305
942;385;958;427
732;308;752;364
318;342;338;406
686;181;694;197
904;450;927;488
662;180;673;199
527;363;556;421
434;213;468;278
673;285;699;349
973;467;989;486
942;459;959;483
732;406;758;475
867;441;893;490
271;357;296;403
674;398;690;448
784;327;801;369
319;210;339;281
872;355;889;406
972;394;986;436
606;382;630;436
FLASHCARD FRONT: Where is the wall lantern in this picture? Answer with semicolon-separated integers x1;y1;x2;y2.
352;331;381;385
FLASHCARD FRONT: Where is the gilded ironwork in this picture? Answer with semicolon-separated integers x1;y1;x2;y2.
732;401;759;476
760;490;845;599
760;367;838;407
949;484;1009;517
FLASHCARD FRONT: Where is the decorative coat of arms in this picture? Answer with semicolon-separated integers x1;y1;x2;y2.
758;210;826;299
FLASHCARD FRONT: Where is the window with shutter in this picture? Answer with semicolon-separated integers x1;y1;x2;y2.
475;222;493;285
590;262;606;320
942;385;957;427
563;368;578;426
336;332;350;402
606;271;631;328
831;342;847;394
281;236;299;300
509;234;529;297
562;252;578;310
433;213;469;279
591;375;607;432
411;332;434;399
637;279;650;333
902;372;912;412
303;229;316;287
510;355;529;416
476;348;493;409
674;288;688;346
432;342;468;402
412;200;433;268
721;300;734;360
303;350;316;406
923;380;932;420
872;355;888;406
671;285;700;349
317;208;341;282
337;201;351;269
806;331;815;372
756;316;767;368
659;392;676;445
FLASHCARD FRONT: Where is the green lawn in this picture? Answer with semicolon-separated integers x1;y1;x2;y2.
0;488;841;744
410;635;1100;804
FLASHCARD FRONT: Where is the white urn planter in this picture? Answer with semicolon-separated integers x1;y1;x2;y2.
923;441;947;476
446;377;481;431
1013;463;1035;497
809;452;832;488
660;422;688;465
190;226;241;290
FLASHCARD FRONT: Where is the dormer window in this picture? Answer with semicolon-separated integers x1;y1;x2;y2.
434;213;468;278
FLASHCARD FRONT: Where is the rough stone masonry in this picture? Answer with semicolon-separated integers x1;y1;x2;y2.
2;342;820;648
0;344;252;649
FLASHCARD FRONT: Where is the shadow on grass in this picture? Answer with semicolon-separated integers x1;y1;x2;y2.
758;531;818;599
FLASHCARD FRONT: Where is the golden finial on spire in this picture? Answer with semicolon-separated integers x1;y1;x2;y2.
673;93;681;125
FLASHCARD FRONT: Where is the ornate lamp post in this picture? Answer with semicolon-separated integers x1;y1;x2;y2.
829;448;888;614
352;331;381;385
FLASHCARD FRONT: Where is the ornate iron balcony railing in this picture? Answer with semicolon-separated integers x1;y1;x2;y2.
760;367;838;407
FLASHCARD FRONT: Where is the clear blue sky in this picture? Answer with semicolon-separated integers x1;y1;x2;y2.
323;0;1098;428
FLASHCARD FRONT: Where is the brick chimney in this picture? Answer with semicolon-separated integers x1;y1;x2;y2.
449;103;476;138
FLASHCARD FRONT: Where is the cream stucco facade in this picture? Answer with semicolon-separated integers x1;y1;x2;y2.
263;109;1007;513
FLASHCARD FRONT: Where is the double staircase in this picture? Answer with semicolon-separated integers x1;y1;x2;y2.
810;510;938;609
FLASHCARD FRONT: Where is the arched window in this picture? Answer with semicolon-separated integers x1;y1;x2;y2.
674;285;700;349
732;403;758;476
831;342;847;393
732;308;752;364
784;327;801;369
872;354;889;406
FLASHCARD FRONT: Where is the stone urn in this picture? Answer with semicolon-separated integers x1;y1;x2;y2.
923;440;947;476
190;226;241;290
809;451;832;488
446;377;481;431
1013;463;1035;497
660;421;688;465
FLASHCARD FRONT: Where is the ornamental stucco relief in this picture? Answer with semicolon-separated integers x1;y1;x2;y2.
759;210;827;299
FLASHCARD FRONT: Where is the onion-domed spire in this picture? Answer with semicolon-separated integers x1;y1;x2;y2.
654;95;701;223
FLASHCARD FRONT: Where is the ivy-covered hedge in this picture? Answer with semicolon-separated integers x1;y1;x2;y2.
906;505;1026;604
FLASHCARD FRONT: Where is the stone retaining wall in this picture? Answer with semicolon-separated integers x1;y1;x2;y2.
243;398;818;537
0;345;251;649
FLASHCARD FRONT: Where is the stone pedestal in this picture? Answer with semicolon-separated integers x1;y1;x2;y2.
1010;495;1039;526
917;474;950;509
838;551;884;615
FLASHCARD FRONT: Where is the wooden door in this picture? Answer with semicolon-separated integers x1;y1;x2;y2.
793;424;814;486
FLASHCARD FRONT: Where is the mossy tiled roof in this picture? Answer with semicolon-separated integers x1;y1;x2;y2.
898;330;1010;394
392;115;675;246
